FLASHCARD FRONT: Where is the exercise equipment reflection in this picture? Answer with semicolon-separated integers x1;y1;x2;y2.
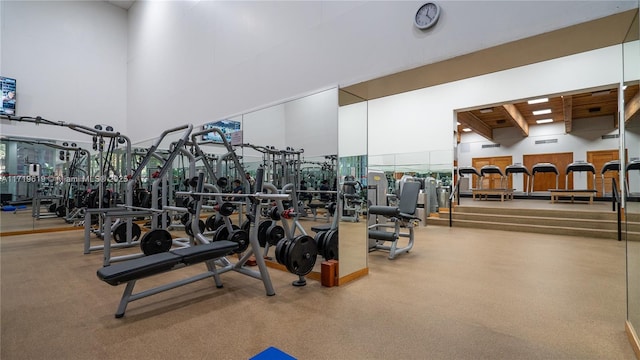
368;181;421;260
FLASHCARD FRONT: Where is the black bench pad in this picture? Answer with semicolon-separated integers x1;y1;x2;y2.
97;241;239;286
98;252;181;286
171;241;237;265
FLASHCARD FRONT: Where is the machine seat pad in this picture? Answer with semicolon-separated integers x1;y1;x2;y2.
170;241;237;265
368;206;401;217
97;252;182;286
311;224;332;233
399;212;420;220
369;230;398;241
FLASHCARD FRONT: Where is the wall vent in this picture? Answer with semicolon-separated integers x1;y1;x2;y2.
535;139;558;145
601;134;619;139
481;143;501;149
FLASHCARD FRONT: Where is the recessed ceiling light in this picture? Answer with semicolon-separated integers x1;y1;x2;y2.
536;118;553;124
462;128;472;132
479;108;493;114
456;121;461;125
533;109;552;116
528;97;548;104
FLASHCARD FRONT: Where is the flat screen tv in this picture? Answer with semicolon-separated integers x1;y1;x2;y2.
202;120;241;143
1;76;16;115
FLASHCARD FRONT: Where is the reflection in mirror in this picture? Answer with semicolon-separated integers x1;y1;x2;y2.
0;136;94;232
338;89;368;282
368;150;454;221
622;3;640;349
239;88;339;284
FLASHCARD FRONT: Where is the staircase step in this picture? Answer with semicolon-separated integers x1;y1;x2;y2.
452;212;619;231
453;205;617;220
429;205;640;241
428;218;618;239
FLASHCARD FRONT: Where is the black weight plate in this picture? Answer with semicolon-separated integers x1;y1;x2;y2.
276;238;291;265
218;202;235;217
113;222;127;243
185;220;193;236
211;216;226;232
181;213;191;226
205;214;216;231
286;235;318;276
140;229;172;255
48;203;57;213
112;223;141;243
185;220;206;237
314;231;326;252
323;229;339;260
266;224;285;246
228;229;249;253
241;219;251;233
282;237;297;273
213;224;238;242
55;205;67;217
131;223;142;242
192;220;206;236
276;238;292;265
257;221;273;248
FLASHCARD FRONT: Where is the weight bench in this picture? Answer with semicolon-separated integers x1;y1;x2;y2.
97;240;238;318
368;181;421;260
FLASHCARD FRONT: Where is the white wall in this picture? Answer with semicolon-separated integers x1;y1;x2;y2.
0;1;128;143
126;0;635;143
284;88;337;157
339;101;367;157
368;44;629;155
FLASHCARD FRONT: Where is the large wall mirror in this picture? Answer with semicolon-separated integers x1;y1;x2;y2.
0;136;123;232
338;89;369;282
240;88;340;281
622;3;640;350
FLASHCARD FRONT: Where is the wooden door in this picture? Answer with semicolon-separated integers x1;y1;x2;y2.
472;156;512;189
523;152;573;191
587;149;625;196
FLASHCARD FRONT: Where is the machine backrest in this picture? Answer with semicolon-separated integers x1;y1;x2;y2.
398;181;421;215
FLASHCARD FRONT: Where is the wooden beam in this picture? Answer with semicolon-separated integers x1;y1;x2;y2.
563;95;573;133
457;112;493;141
501;104;529;137
625;90;640;124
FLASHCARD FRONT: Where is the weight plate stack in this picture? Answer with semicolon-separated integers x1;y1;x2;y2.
140;229;172;255
266;223;285;246
228;229;249;253
213;224;239;242
322;229;338;260
285;235;318;276
275;238;290;265
257;221;273;248
314;231;327;252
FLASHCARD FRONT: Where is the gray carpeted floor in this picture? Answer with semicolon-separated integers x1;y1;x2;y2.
1;225;636;359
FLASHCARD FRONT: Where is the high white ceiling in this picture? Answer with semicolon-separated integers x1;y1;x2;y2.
105;0;134;10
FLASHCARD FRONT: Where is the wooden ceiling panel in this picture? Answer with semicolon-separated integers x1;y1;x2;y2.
456;84;640;139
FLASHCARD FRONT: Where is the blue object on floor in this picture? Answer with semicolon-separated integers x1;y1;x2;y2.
2;205;16;212
250;346;296;360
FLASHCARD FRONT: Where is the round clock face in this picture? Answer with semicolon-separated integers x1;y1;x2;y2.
414;2;441;30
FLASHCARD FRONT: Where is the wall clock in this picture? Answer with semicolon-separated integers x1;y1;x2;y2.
414;2;441;30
